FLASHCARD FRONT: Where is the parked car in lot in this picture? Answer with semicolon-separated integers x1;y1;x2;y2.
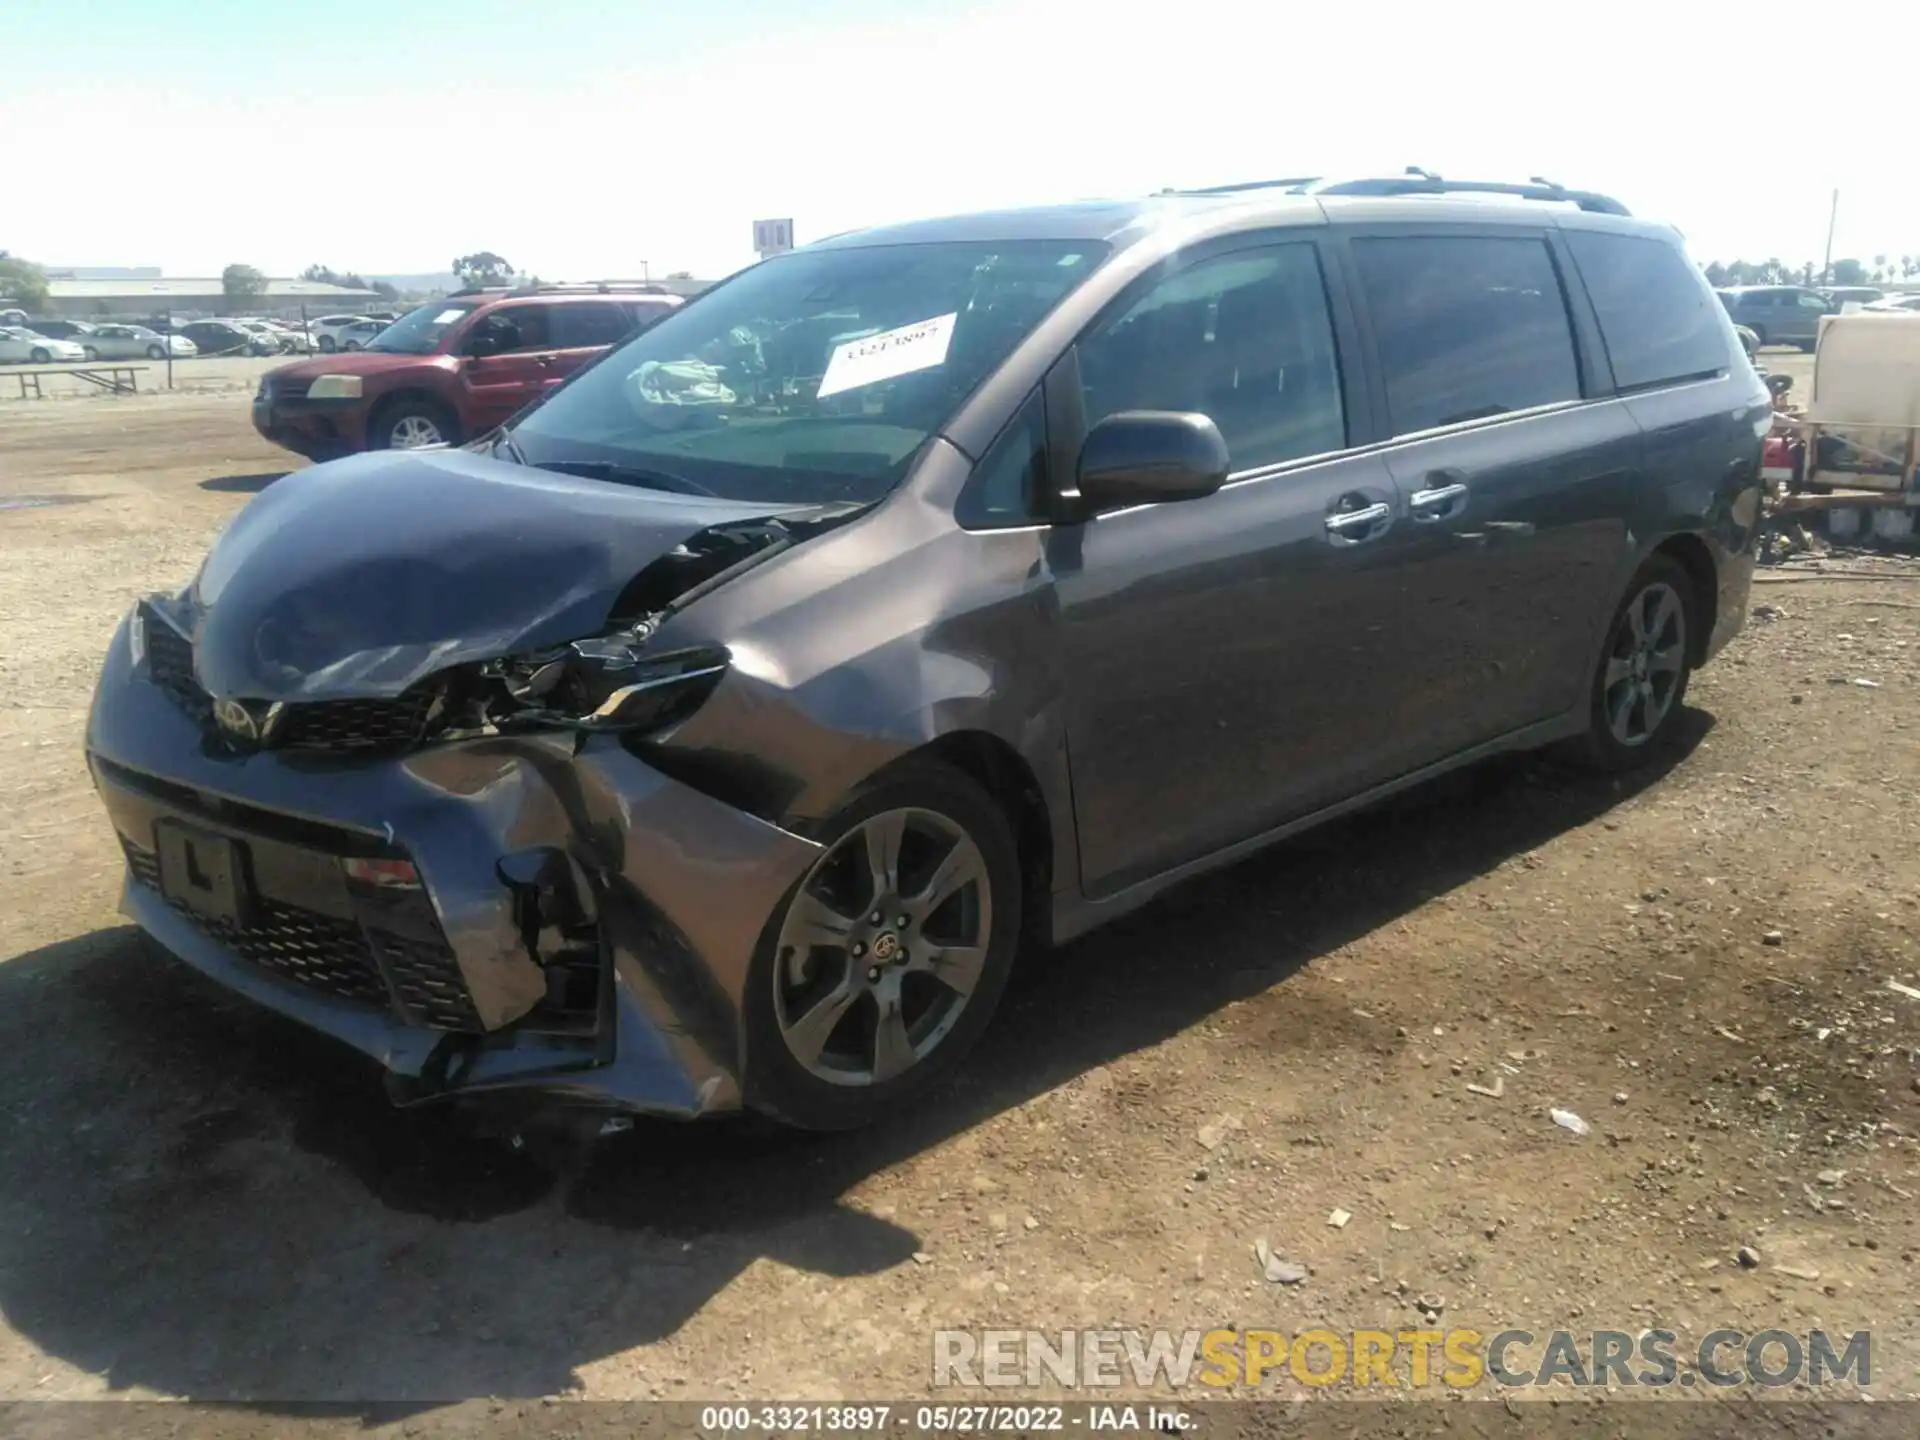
26;318;103;346
96;179;1763;1130
308;314;376;353
176;320;278;357
1715;284;1835;349
0;326;86;364
334;318;388;351
1863;293;1920;315
230;318;311;354
1819;286;1884;311
253;287;680;456
86;324;198;360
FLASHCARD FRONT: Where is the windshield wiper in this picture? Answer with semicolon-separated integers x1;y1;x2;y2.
482;425;528;465
529;458;718;497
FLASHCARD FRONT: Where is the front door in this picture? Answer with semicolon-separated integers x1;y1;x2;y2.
456;304;556;431
1343;229;1638;763
1054;237;1414;896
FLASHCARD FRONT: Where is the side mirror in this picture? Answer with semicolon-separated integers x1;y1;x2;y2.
465;332;503;359
1074;411;1230;514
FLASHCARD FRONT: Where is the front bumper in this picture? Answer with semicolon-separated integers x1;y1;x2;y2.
86;616;822;1117
251;392;369;458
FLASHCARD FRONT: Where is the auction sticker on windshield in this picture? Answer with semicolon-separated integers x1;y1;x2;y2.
816;313;957;399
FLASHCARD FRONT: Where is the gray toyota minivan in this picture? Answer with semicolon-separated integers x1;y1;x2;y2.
88;175;1767;1129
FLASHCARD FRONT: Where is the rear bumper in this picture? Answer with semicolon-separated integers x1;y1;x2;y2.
86;616;823;1118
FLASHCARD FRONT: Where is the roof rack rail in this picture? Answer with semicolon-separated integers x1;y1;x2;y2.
1307;173;1631;216
449;280;673;298
1163;168;1630;216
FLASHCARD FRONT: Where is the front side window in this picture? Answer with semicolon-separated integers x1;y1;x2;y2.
1565;230;1728;391
466;305;552;355
959;390;1047;528
365;301;480;354
510;239;1105;506
1077;242;1346;473
1797;292;1831;311
1354;234;1581;436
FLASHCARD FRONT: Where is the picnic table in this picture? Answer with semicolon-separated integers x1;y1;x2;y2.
6;363;151;398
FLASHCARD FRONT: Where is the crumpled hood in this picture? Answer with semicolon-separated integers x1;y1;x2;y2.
179;447;808;701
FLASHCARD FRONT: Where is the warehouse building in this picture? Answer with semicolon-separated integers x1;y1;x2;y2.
38;276;383;321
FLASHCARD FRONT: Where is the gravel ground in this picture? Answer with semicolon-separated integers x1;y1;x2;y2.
1;374;1917;1426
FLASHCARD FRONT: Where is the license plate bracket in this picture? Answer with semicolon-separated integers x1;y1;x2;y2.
154;819;252;925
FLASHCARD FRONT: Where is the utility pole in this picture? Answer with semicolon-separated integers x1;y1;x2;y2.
1821;189;1839;285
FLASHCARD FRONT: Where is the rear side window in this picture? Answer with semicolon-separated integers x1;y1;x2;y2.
1565;231;1727;391
551;302;633;349
1354;235;1582;436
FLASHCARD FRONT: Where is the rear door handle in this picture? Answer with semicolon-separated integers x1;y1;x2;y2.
1409;479;1469;521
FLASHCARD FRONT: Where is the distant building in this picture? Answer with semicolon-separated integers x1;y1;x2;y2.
39;276;382;320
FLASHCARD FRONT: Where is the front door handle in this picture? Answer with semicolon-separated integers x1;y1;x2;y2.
1409;480;1469;521
1324;500;1393;544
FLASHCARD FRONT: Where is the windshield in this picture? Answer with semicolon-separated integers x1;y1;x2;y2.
509;240;1106;504
366;302;479;355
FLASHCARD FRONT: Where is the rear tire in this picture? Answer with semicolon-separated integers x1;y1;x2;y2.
742;760;1023;1131
318;336;337;353
1569;555;1698;772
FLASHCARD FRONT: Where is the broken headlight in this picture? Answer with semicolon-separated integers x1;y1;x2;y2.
479;626;730;735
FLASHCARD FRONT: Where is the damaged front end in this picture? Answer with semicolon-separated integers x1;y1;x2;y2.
87;451;854;1119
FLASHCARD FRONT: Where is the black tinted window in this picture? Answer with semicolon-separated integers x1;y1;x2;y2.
1565;231;1727;391
471;306;551;354
1078;242;1345;473
1355;235;1581;436
550;303;633;349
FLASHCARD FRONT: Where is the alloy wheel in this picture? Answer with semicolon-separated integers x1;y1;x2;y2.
389;414;444;448
772;807;992;1088
1602;581;1686;746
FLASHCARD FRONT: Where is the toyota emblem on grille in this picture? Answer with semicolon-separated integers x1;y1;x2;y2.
214;698;258;741
212;697;283;748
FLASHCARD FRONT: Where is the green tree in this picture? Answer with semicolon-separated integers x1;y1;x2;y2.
1830;257;1868;286
221;263;268;312
0;251;50;311
452;251;514;287
1903;255;1919;279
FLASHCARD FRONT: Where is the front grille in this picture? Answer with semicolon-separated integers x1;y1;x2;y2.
122;838;482;1031
139;604;442;755
274;689;442;752
274;377;312;402
374;931;484;1031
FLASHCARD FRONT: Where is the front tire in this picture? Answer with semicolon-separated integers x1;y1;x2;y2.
742;761;1023;1131
29;347;49;365
370;396;459;450
1572;555;1697;771
83;346;99;361
146;344;166;360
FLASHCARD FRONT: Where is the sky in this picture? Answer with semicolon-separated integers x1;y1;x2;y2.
5;0;1912;284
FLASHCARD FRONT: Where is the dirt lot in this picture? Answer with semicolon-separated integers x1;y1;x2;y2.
2;367;1918;1418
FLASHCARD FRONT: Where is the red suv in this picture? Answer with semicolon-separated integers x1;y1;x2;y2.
251;287;681;459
